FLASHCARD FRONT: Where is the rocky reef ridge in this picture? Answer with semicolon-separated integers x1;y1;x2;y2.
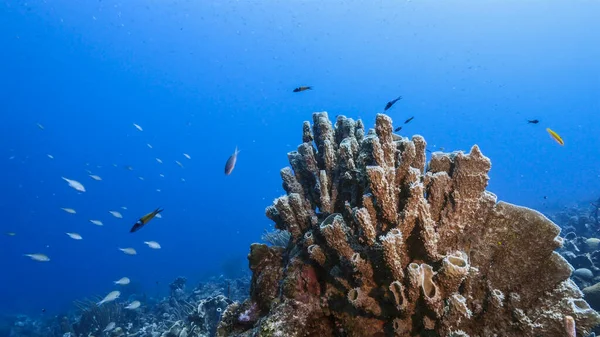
217;112;600;337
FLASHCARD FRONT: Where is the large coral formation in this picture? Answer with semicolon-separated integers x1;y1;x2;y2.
217;112;600;337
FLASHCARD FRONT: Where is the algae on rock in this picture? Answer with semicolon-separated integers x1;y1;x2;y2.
217;112;600;337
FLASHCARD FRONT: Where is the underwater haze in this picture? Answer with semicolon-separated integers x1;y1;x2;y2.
1;0;599;320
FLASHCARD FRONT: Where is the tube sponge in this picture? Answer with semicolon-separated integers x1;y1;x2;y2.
307;244;326;267
347;287;381;316
380;229;406;281
218;112;600;337
319;214;354;260
389;280;406;312
437;251;470;295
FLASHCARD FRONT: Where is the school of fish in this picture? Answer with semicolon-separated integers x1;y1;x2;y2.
10;89;567;315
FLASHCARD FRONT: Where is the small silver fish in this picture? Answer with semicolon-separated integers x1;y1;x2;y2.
24;253;50;262
103;322;116;332
97;290;120;305
62;177;86;192
125;300;141;310
224;147;240;175
119;247;137;255
114;277;130;285
109;211;123;219
133;123;143;131
144;241;161;249
89;220;103;226
65;232;83;240
61;208;76;214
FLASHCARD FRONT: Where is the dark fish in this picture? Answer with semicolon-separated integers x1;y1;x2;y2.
404;116;414;124
41;308;46;313
394;126;402;132
293;86;312;93
527;119;539;124
130;207;163;233
384;96;402;111
225;147;240;175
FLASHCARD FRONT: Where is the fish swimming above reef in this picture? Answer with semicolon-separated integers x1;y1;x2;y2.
404;116;414;124
109;210;123;219
24;253;50;262
394;126;402;132
125;300;141;310
97;290;120;306
384;96;402;111
130;208;163;233
528;119;539;124
61;207;76;214
426;147;445;153
224;147;240;175
119;247;137;255
144;241;161;249
61;177;86;192
293;86;312;92
103;322;116;332
546;128;564;146
89;220;103;226
65;232;82;240
114;277;130;285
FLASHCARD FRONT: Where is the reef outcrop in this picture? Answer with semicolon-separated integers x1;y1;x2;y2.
217;112;600;337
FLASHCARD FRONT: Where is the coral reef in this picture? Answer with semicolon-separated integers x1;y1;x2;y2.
1;276;249;337
217;112;600;337
550;202;600;320
548;201;600;239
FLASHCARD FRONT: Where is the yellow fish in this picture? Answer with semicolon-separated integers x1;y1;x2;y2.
546;128;564;146
130;208;163;233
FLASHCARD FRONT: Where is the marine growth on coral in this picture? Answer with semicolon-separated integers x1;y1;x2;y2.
217;112;600;337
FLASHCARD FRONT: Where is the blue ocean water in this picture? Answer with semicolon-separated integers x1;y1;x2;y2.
1;0;599;320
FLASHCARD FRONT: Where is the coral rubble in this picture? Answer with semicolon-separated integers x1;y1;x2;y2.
551;203;600;319
218;112;600;337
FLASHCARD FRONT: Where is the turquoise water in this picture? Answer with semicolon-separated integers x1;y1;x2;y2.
1;0;599;319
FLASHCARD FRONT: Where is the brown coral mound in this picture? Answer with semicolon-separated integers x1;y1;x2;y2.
217;112;600;337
